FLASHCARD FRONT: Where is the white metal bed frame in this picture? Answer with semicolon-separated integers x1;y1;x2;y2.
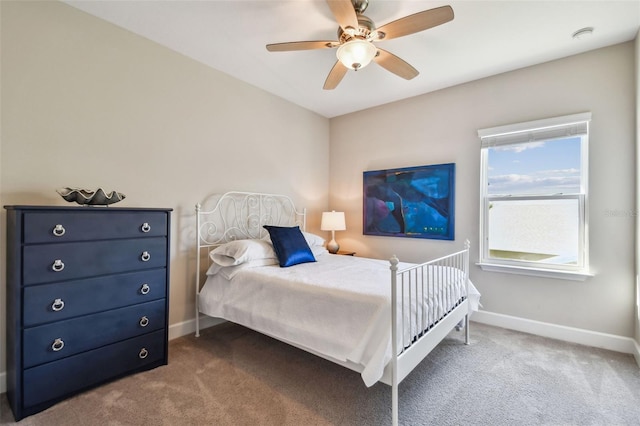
195;192;470;426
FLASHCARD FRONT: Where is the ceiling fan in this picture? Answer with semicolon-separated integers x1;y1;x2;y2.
266;0;454;90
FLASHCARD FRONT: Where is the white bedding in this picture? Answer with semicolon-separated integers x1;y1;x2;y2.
199;253;480;386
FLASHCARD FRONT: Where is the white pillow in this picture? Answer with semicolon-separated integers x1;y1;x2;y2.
302;231;325;247
209;239;276;267
206;258;278;279
311;245;328;257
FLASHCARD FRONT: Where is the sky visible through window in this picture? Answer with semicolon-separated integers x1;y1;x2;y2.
487;136;582;195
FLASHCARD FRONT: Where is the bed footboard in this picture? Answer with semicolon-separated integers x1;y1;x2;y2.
389;240;471;426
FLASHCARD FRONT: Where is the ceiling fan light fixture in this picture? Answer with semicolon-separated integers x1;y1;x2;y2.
336;39;377;71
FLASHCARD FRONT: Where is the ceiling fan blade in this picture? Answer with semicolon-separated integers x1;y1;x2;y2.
373;48;419;80
326;0;358;31
323;61;348;90
375;5;454;41
266;41;339;52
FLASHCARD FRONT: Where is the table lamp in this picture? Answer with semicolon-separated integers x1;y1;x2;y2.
321;210;346;254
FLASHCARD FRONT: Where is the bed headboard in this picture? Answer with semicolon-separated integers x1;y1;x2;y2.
194;192;307;334
196;191;306;248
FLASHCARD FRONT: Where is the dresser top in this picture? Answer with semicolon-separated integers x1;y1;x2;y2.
5;205;172;212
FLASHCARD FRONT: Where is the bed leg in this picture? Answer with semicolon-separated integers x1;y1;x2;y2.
195;295;201;338
464;314;470;345
392;382;398;426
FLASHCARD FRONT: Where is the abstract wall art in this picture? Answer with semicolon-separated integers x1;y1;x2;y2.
363;163;455;240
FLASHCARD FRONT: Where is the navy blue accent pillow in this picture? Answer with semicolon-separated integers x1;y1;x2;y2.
263;225;316;267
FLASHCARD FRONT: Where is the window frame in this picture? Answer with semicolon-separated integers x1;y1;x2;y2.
477;113;592;280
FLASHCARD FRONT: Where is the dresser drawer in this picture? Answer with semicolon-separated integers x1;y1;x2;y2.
23;237;167;285
23;211;167;243
23;330;165;408
23;299;166;368
23;269;166;326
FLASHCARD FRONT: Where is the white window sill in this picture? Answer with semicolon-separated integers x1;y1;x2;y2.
476;262;594;281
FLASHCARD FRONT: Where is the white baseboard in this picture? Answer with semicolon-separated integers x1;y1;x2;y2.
2;313;637;394
168;315;226;340
472;310;638;357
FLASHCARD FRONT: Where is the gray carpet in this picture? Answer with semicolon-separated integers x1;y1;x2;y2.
2;322;639;425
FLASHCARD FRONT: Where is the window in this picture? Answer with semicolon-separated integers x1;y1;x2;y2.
477;113;591;280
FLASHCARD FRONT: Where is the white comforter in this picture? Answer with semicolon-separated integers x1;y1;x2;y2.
199;254;480;386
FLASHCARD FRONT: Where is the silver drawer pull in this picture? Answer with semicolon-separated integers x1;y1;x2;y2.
139;348;148;359
140;283;150;295
141;251;151;262
139;316;149;327
52;224;66;237
52;259;65;272
51;298;65;312
141;222;151;233
52;338;65;352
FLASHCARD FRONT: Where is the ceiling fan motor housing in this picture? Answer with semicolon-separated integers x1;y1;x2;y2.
337;15;376;43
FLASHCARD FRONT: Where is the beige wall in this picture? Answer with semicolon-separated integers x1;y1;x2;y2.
330;42;636;338
636;31;640;346
0;1;329;380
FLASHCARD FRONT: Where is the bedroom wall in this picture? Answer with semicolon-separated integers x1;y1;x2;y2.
635;31;640;350
0;1;329;389
330;42;636;340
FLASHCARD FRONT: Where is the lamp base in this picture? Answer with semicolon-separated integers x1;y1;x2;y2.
327;239;339;254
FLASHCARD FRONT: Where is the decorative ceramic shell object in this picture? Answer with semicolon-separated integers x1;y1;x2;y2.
56;187;126;206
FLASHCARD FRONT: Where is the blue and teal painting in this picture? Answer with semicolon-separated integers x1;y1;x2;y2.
363;163;455;240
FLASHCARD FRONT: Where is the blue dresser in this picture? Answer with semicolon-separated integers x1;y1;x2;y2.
4;206;172;420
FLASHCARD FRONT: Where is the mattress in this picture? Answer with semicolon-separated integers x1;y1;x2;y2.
199;253;480;386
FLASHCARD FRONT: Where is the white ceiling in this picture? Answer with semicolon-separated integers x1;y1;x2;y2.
63;0;640;118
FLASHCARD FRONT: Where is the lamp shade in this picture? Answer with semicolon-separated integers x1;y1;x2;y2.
321;211;346;231
336;39;377;70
